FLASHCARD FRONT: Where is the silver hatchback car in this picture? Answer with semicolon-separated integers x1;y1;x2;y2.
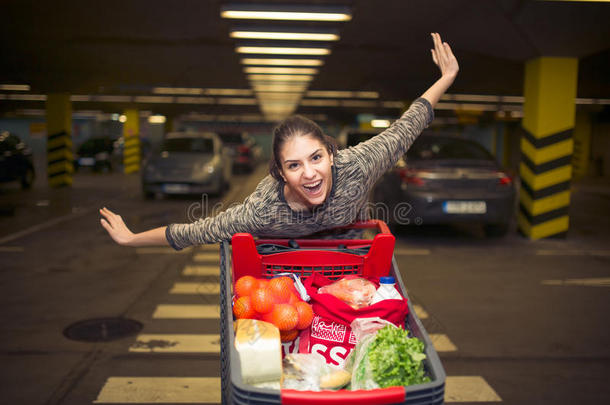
141;132;232;198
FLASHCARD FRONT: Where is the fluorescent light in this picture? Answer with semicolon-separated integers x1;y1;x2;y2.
306;90;379;99
217;98;258;105
241;58;324;66
175;97;214;104
204;88;253;96
0;84;31;91
148;115;166;124
8;94;46;101
70;95;92;102
382;101;404;108
252;84;308;92
248;74;313;82
96;95;132;102
245;67;318;74
220;5;351;22
371;119;391;128
134;96;174;103
119;115;127;123
153;87;204;95
300;99;340;107
236;46;330;55
230;29;339;41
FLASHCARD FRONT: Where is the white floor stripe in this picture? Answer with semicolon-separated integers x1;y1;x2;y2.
170;282;220;294
394;248;431;256
182;264;219;276
130;334;220;353
536;249;610;256
136;247;192;254
153;305;220;319
94;377;220;403
429;334;458;352
193;252;220;262
445;376;502;402
413;304;429;319
542;277;610;287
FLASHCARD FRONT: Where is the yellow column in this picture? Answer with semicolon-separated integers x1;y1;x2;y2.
46;94;73;187
517;57;578;240
123;109;140;174
572;111;591;179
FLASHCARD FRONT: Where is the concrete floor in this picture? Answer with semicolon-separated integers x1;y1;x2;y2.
0;168;609;404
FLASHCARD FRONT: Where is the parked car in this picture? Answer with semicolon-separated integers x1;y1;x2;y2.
372;133;516;236
218;132;262;172
141;131;232;198
0;131;35;189
74;136;115;172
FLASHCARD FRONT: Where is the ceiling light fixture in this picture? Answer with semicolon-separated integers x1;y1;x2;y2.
248;74;313;82
230;28;339;41
0;84;31;91
241;58;324;66
306;90;379;99
236;46;330;55
220;4;352;21
245;67;318;74
252;84;308;92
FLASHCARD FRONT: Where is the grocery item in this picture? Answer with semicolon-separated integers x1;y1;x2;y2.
268;276;296;303
317;275;376;309
234;319;282;385
319;369;352;390
370;276;402;305
233;295;256;319
350;324;429;390
235;275;258;298
251;287;274;314
294;301;314;330
270;303;299;331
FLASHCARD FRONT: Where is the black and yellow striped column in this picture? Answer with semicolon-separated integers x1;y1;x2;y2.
46;94;73;187
518;57;578;239
122;109;140;174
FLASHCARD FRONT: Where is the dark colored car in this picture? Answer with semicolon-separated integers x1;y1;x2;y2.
218;132;261;172
142;132;232;198
74;136;115;172
0;131;35;189
372;133;516;236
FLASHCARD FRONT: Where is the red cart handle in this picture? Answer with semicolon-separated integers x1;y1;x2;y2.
281;386;405;405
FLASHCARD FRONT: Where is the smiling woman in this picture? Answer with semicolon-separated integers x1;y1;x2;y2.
100;33;459;249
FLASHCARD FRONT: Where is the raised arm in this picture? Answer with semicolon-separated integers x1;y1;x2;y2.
421;32;459;107
100;207;168;247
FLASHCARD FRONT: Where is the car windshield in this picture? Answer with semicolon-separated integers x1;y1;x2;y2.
219;133;243;144
407;136;493;161
161;138;214;153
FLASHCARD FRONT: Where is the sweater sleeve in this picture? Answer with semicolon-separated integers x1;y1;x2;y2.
346;98;433;189
165;178;273;250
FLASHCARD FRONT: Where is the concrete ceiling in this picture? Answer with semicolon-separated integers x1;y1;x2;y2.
1;0;609;121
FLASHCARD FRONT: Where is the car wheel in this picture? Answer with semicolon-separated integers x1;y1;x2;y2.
484;222;509;237
21;167;35;189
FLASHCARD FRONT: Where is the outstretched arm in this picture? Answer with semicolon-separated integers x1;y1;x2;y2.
421;32;459;108
100;207;168;247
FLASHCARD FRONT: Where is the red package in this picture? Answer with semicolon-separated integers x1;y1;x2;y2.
317;275;377;309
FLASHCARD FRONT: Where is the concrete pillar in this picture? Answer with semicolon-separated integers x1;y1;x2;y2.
518;57;578;240
122;109;140;174
572;111;592;179
46;94;73;187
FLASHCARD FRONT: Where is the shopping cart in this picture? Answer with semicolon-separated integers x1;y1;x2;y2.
219;220;446;404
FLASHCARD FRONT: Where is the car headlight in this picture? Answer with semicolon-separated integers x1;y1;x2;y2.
206;164;215;174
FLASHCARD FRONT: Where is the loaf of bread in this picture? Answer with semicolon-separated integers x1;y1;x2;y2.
234;319;282;384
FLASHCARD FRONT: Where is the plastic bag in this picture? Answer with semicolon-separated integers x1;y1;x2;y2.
317;276;376;309
282;353;351;391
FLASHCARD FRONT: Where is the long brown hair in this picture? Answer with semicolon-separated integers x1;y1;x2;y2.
269;115;337;182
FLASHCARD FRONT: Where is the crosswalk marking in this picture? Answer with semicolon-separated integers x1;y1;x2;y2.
542;277;610;287
413;304;429;319
136;247;192;254
170;282;220;294
94;377;220;403
445;376;502;402
129;334;220;353
429;334;458;352
182;265;219;276
394;248;431;256
153;305;220;319
193;252;219;262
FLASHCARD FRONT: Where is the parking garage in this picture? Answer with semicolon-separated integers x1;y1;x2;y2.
1;1;609;404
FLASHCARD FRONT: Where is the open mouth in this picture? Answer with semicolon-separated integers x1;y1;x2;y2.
302;179;323;195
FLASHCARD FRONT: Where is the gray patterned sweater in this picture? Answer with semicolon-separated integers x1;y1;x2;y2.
166;98;433;250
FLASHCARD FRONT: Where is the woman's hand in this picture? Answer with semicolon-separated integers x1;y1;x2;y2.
100;207;135;246
430;32;459;80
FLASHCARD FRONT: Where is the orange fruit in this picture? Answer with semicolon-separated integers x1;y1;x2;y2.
288;292;301;305
233;296;256;319
260;311;275;324
280;328;299;342
268;276;296;303
234;275;258;298
294;301;314;330
251;288;274;314
258;279;270;289
270;303;299;331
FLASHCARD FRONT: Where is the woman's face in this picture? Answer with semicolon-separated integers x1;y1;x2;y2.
279;134;334;210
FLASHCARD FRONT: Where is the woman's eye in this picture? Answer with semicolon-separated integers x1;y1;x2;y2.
288;163;298;169
312;154;321;161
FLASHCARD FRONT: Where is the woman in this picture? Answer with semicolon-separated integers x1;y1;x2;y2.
100;33;459;249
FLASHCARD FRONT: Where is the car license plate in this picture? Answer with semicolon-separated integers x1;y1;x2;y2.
162;184;190;194
78;157;95;166
443;201;487;214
